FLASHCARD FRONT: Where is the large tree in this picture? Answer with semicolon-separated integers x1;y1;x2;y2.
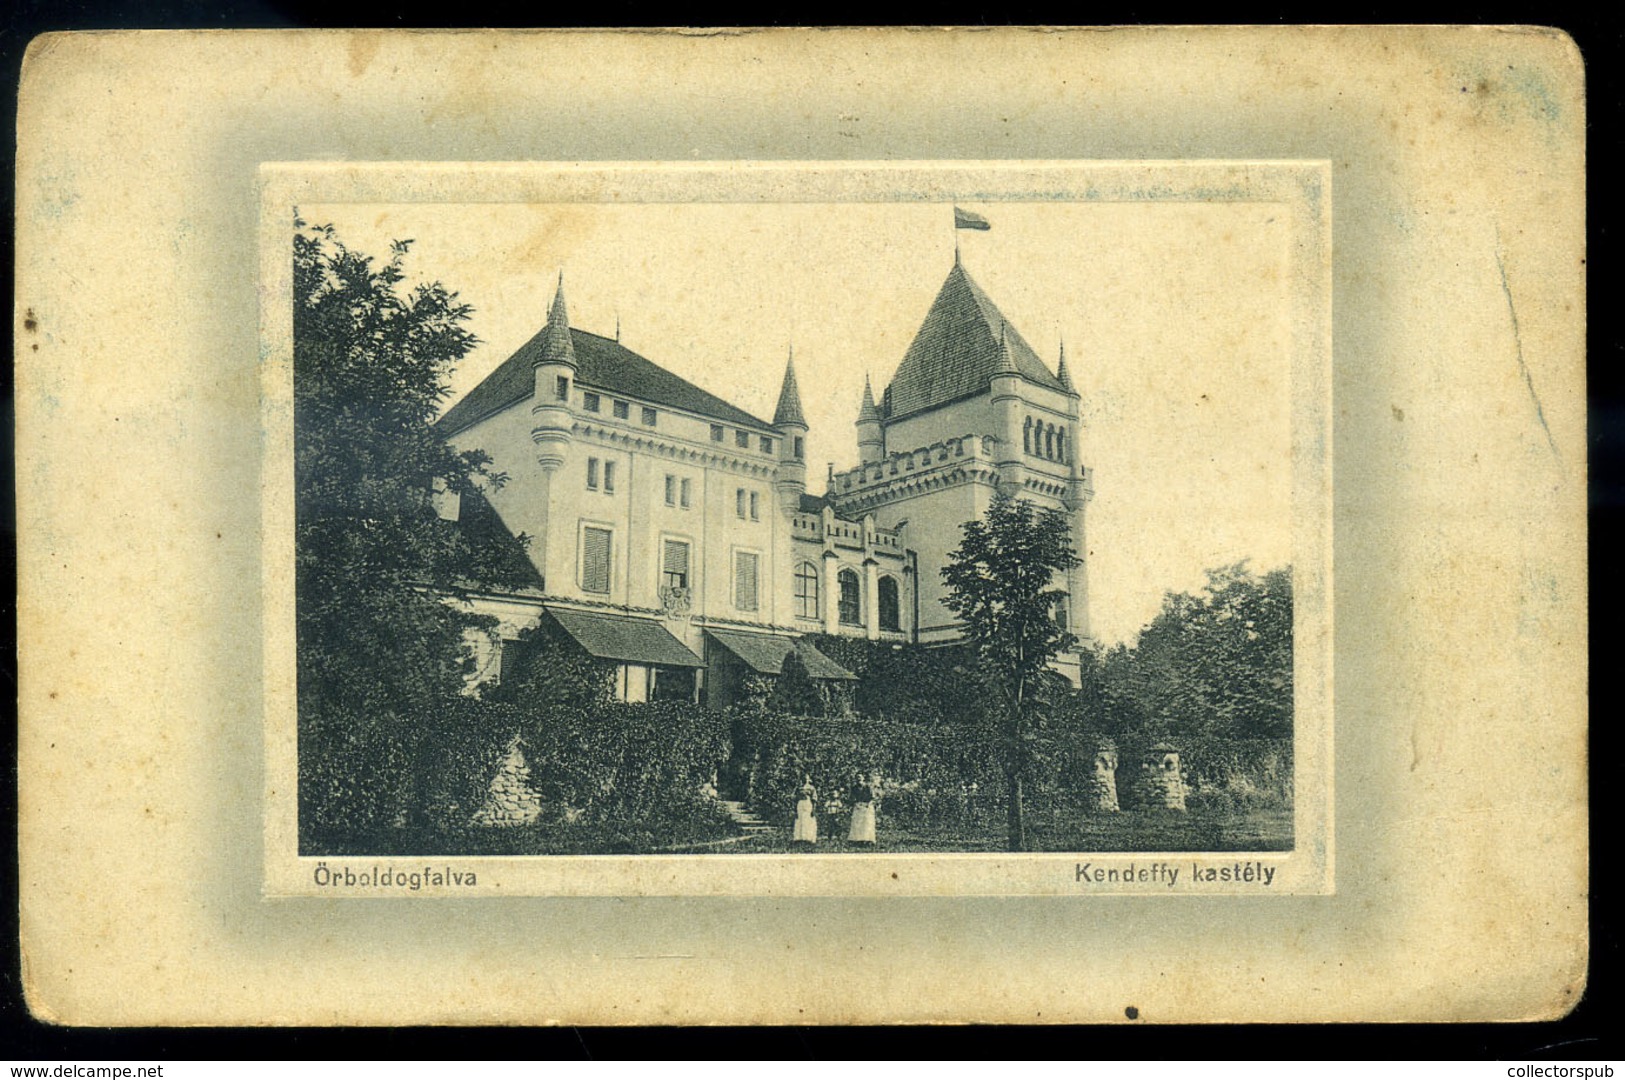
1104;562;1293;741
293;218;523;842
940;490;1081;850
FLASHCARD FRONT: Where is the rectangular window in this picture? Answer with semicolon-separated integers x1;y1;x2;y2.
556;375;570;401
735;551;759;612
663;539;690;591
749;492;759;521
582;526;612;593
612;399;629;420
736;488;746;519
760;435;774;454
793;436;804;459
679;478;691;508
582;391;601;413
664;474;676;506
641;406;657;426
586;457;599;490
735;429;750;449
710;424;724;442
603;461;616;494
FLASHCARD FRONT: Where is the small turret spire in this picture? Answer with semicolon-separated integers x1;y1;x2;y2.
773;347;807;428
992;320;1018;376
537;271;577;369
1056;335;1075;392
858;374;882;422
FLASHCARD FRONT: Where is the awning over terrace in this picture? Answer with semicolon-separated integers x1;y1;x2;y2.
704;628;856;681
545;607;705;668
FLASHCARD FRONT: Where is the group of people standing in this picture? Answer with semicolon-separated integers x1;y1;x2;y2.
792;773;880;847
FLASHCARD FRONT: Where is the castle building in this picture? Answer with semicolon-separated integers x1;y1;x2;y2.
436;256;1092;704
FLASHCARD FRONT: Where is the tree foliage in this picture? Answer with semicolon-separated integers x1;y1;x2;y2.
293;217;529;845
940;490;1081;850
1094;562;1293;742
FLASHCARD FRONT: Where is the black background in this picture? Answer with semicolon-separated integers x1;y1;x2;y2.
1;3;1614;1061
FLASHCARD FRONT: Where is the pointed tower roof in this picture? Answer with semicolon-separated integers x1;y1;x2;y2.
773;349;807;428
1056;337;1076;393
858;375;882;423
883;262;1066;419
535;272;578;369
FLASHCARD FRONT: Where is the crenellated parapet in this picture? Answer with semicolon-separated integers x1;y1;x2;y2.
828;433;1001;514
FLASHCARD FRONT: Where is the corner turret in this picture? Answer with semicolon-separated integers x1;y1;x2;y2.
856;375;885;464
530;272;577;475
773;348;809;508
989;322;1026;491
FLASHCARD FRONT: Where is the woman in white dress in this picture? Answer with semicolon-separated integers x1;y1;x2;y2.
847;772;878;845
792;776;818;845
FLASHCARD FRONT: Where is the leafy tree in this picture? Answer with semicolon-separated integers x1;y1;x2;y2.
940;490;1081;850
293;217;527;844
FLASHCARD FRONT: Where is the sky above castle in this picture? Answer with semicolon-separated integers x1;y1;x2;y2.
302;200;1293;645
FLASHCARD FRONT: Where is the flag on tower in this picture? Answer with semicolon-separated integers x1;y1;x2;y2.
953;206;991;231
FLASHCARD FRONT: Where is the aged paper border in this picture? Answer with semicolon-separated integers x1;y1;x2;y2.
17;27;1585;1024
260;159;1333;899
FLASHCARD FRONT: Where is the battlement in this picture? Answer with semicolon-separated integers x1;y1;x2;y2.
830;434;999;497
790;510;905;554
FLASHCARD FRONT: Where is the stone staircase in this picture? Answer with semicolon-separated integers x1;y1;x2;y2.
719;799;776;837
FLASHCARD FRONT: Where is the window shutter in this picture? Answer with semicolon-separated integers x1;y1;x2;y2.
582;527;612;593
735;552;759;611
664;540;689;577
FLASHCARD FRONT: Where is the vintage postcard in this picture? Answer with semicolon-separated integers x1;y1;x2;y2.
17;27;1584;1025
260;161;1332;898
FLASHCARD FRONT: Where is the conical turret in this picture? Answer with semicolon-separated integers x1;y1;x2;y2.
530;271;578;476
856;375;884;464
774;349;808;507
773;349;807;428
536;272;578;371
1056;336;1077;394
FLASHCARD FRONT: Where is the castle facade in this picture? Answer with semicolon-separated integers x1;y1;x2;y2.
436;255;1093;705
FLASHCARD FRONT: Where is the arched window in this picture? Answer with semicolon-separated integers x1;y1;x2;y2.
1056;429;1066;464
1023;416;1033;454
878;575;901;632
794;562;820;620
838;569;862;626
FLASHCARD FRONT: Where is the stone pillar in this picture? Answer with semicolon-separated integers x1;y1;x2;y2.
1090;742;1120;813
473;735;543;827
863;558;880;641
822;551;840;636
1139;745;1187;812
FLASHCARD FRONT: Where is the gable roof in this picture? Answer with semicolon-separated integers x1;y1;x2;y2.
883;261;1067;419
439;326;775;436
